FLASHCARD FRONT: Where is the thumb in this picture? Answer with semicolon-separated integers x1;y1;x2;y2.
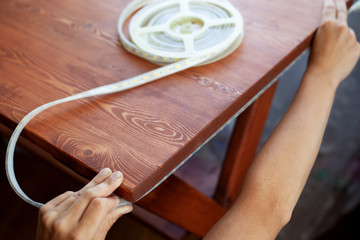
94;204;133;240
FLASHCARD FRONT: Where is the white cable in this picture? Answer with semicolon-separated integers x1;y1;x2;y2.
5;0;244;208
6;0;359;209
349;0;360;13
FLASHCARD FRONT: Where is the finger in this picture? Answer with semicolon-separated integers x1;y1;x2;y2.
41;191;74;211
38;210;59;234
62;171;123;223
52;191;79;213
335;0;348;25
77;196;121;237
349;28;355;36
349;28;360;50
321;0;336;24
55;168;112;211
85;171;123;198
93;204;133;240
39;191;74;225
81;168;112;191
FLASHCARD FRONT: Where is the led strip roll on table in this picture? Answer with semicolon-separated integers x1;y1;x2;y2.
5;0;244;208
5;0;360;208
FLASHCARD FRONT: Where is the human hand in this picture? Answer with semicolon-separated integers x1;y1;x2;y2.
36;168;133;240
307;0;360;88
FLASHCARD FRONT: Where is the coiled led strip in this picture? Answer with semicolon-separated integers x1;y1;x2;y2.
5;0;244;208
119;0;243;64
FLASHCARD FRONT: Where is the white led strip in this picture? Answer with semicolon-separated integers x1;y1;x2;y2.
5;0;244;208
350;0;360;13
5;0;360;209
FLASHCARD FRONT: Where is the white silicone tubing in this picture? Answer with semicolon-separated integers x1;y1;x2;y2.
349;0;360;13
6;0;360;209
5;0;244;208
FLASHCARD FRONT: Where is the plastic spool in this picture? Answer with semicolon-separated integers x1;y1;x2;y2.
125;0;243;64
5;0;244;208
118;0;244;65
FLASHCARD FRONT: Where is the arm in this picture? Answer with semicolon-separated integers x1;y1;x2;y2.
205;0;360;239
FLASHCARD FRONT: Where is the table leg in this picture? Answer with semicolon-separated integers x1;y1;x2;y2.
214;81;278;208
138;81;278;237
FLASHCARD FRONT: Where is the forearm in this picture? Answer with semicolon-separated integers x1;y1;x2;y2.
206;2;360;237
240;69;337;221
205;70;337;240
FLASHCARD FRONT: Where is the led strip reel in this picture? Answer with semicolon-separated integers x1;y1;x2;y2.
5;0;244;208
5;0;360;209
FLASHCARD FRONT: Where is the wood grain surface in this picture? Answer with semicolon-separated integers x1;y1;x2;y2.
0;0;336;202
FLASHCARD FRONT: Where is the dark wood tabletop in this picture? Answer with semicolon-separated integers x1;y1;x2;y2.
0;0;339;202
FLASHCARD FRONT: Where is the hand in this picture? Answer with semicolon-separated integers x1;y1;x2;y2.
36;168;133;240
307;0;360;88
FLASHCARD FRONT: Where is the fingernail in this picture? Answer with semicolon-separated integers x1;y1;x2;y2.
110;194;121;201
99;168;110;176
111;171;123;180
121;205;133;214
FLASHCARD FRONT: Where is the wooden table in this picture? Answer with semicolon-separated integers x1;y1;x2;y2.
0;0;351;237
